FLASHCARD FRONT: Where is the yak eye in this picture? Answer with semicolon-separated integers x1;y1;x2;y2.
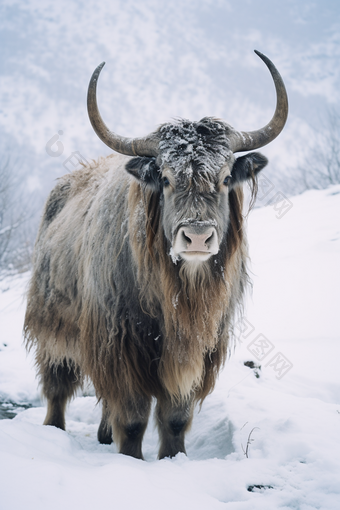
163;177;170;187
223;175;231;186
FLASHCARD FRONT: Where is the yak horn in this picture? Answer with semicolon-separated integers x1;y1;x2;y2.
228;50;288;153
87;62;160;157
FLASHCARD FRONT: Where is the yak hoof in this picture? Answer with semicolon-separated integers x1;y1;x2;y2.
97;421;113;445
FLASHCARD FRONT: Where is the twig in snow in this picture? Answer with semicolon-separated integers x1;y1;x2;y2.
241;427;259;459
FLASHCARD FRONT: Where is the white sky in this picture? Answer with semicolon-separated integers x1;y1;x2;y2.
0;0;339;192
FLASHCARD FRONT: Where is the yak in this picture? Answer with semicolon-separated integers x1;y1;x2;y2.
24;50;288;460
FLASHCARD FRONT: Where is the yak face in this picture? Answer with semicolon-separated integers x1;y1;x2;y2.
126;118;268;264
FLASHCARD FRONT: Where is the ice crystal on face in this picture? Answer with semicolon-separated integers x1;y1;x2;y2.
169;247;180;264
158;117;233;184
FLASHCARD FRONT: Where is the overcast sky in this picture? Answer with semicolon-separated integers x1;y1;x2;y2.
1;0;339;193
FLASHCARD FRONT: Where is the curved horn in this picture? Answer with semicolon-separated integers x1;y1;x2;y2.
228;50;289;153
87;62;160;157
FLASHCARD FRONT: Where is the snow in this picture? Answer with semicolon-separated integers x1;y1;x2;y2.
159;118;232;181
169;247;180;265
1;185;340;509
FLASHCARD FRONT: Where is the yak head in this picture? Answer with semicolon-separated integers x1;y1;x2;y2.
87;50;288;265
124;118;268;264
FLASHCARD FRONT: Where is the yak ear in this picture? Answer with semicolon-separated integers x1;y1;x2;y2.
229;152;268;188
125;157;161;190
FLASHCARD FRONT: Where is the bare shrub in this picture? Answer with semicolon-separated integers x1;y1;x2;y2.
298;108;340;191
0;155;35;279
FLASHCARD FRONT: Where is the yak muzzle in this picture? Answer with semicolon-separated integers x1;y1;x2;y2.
172;224;219;262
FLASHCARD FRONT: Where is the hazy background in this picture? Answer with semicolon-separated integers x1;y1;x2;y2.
1;0;340;273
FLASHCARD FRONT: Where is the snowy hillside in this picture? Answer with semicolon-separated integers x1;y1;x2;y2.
0;185;339;509
1;0;340;196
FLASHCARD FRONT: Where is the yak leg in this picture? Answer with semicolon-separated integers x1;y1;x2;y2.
156;394;194;459
97;399;113;445
41;358;82;430
111;395;151;459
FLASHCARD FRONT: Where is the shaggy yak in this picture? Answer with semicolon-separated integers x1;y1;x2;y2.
24;50;288;459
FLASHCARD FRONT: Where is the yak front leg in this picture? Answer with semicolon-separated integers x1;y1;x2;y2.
156;393;194;459
111;395;151;459
41;358;82;430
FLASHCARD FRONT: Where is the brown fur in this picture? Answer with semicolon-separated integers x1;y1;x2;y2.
128;182;247;401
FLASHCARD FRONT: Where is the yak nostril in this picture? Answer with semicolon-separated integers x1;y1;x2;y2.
205;232;213;246
182;231;192;245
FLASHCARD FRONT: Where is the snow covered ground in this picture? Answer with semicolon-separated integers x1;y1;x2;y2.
0;185;339;509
